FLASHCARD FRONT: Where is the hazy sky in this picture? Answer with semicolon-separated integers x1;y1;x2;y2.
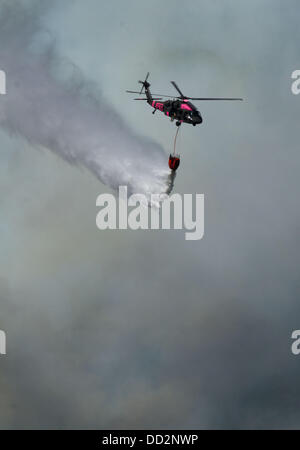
1;0;300;429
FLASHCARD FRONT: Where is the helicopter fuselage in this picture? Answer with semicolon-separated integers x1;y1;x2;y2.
151;98;203;126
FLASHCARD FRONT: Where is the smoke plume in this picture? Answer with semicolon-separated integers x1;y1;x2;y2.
0;0;171;197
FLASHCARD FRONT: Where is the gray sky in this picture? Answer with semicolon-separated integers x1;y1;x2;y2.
1;0;300;429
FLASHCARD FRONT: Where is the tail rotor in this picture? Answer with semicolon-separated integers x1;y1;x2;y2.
138;72;150;94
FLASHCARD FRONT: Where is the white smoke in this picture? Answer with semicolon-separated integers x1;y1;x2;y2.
0;0;171;197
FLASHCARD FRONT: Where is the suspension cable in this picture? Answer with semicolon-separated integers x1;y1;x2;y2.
173;126;181;156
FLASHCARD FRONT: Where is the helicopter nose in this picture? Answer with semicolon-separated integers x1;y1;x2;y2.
194;115;203;124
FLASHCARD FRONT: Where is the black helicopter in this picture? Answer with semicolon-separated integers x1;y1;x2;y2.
126;73;243;127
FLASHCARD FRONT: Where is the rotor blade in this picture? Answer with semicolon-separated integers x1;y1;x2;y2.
148;93;177;98
126;90;176;98
187;97;243;101
171;81;186;98
134;97;162;100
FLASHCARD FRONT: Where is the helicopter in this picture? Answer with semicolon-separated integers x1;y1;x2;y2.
126;72;243;127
